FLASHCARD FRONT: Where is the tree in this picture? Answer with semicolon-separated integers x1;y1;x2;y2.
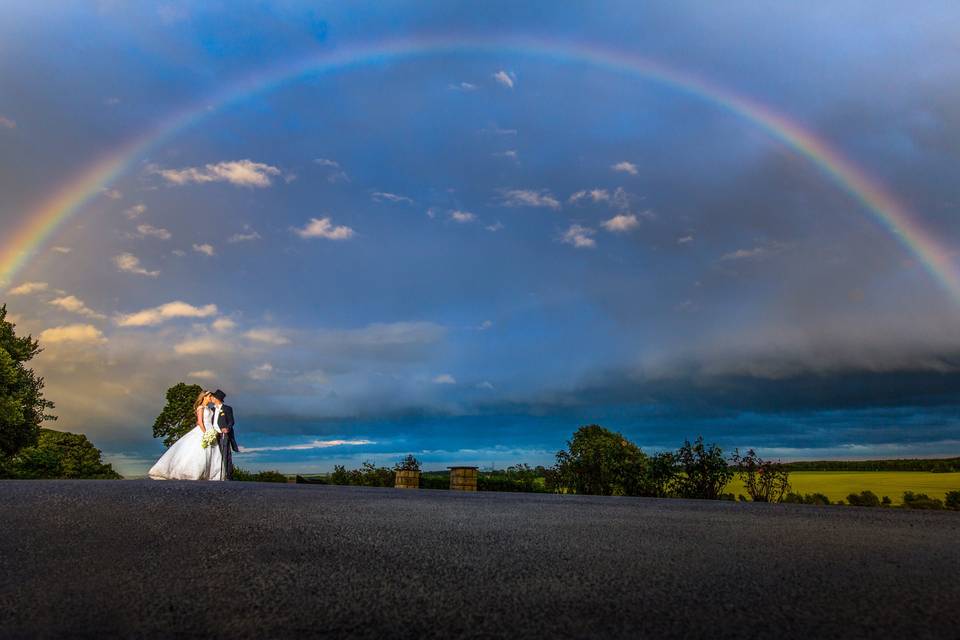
672;436;733;500
552;424;649;496
732;448;791;502
0;304;55;459
11;429;120;479
394;454;421;472
846;490;881;507
152;382;203;447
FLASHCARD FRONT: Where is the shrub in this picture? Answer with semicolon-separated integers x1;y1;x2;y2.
419;473;449;490
882;496;892;506
672;436;733;500
945;490;960;510
902;491;944;510
846;490;881;507
732;448;791;502
551;425;650;496
783;492;831;506
232;466;287;482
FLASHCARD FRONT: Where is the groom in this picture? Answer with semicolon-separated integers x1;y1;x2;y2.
211;390;238;480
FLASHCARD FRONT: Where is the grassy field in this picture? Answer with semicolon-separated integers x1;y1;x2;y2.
726;471;960;504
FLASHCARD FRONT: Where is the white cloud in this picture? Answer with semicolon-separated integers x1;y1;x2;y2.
8;281;48;296
124;203;147;219
51;246;72;254
561;224;597;249
241;439;375;453
249;363;274;380
227;231;261;243
432;373;456;384
102;188;123;200
721;247;767;261
171;249;186;257
478;320;493;330
116;301;218;327
371;191;413;205
39;324;105;344
448;82;478;91
493;70;516;88
678;235;694;244
193;243;215;256
569;189;611;205
476;381;495;390
49;295;106;319
493;150;519;160
154;159;282;188
314;158;340;167
174;338;221;355
612;161;639;175
137;224;172;240
293;217;355;240
244;328;290;345
602;213;640;233
113;253;159;277
485;221;504;232
187;370;216;380
480;124;518;135
449;210;475;223
0;115;16;129
211;318;237;332
314;158;350;183
499;189;561;210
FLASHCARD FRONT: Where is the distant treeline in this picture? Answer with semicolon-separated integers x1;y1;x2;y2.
783;458;960;472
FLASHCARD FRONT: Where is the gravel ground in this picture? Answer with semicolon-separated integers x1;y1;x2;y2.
1;480;958;639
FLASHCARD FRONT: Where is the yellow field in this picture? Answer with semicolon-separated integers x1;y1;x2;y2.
726;471;960;504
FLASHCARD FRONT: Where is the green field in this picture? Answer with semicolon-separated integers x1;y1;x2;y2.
726;471;960;504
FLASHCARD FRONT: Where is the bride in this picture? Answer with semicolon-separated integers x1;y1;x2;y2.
148;390;224;481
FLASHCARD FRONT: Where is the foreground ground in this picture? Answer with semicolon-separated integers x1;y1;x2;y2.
1;481;959;639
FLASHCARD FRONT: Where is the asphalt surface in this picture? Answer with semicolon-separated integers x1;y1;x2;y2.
1;481;959;639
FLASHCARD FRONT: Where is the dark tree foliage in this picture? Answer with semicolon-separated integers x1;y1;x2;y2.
784;457;960;472
732;448;791;502
672;436;734;500
232;467;287;482
846;490;882;507
901;491;944;510
394;454;421;472
152;382;203;447
783;492;832;505
552;424;649;496
9;429;120;479
328;461;394;487
0;304;55;459
945;490;960;510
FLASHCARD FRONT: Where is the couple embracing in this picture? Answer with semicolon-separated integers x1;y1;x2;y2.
148;389;239;481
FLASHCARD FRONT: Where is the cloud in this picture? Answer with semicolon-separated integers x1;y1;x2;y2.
492;70;516;88
211;318;236;332
153;159;282;188
611;161;639;175
568;189;611;205
476;381;495;390
478;320;493;330
499;189;561;210
0;115;15;129
250;363;274;380
601;213;640;233
102;188;123;200
561;224;597;249
432;373;456;384
371;191;413;205
721;246;767;261
124;204;146;219
314;158;349;183
187;370;216;380
49;295;106;319
241;439;375;453
8;281;48;296
293;217;355;240
227;231;261;243
113;253;159;277
493;150;519;160
174;338;221;355
678;235;694;244
480;125;517;135
38;324;105;344
448;82;478;91
485;221;504;232
244;328;290;345
116;301;218;327
193;243;215;256
51;246;72;254
103;97;121;106
449;210;476;223
137;224;172;240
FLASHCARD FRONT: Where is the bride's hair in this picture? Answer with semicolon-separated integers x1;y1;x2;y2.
193;390;210;412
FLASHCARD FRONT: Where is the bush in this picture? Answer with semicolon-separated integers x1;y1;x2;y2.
846;490;881;507
326;461;394;487
732;448;791;502
783;492;831;506
945;490;960;510
902;491;944;510
882;496;892;506
672;436;733;500
419;472;449;490
232;466;287;482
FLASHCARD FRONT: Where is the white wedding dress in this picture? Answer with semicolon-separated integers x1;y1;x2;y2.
148;405;224;480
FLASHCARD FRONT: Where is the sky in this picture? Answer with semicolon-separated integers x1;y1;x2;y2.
1;1;959;477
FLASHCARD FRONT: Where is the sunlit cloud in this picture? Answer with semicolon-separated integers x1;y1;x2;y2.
448;81;478;91
7;281;48;296
137;223;172;240
0;115;16;129
249;362;274;380
227;231;261;243
561;224;597;249
432;373;457;384
601;213;640;232
153;159;282;188
449;210;475;223
124;204;147;219
241;439;376;453
244;328;290;345
193;243;215;256
499;188;561;210
113;253;159;277
492;70;516;88
315;157;350;183
212;318;236;332
371;191;413;205
49;295;106;320
116;301;218;327
187;369;217;380
293;217;355;240
611;161;638;175
39;324;106;344
51;246;72;254
174;338;221;355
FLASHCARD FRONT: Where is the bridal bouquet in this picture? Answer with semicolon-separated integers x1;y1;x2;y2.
200;430;219;449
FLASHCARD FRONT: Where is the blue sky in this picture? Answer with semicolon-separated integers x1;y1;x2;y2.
2;2;959;476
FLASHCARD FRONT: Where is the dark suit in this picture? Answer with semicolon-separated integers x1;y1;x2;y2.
217;404;238;480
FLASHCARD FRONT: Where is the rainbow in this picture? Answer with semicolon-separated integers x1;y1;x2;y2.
3;35;957;299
